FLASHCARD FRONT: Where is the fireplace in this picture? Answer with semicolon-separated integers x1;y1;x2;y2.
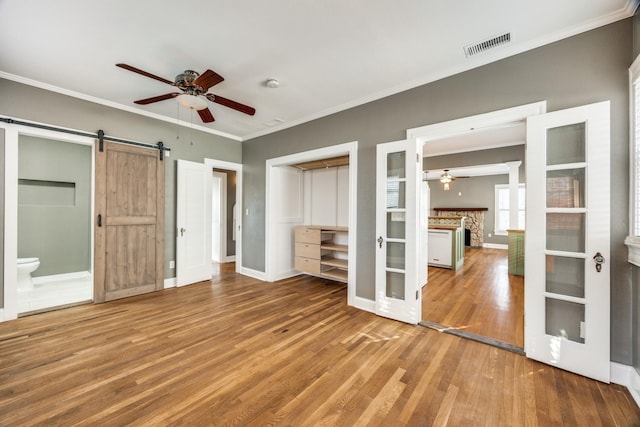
434;208;488;247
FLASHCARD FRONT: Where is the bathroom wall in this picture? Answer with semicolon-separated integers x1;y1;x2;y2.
18;135;91;276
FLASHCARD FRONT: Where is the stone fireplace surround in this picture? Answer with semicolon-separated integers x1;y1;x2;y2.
433;208;488;247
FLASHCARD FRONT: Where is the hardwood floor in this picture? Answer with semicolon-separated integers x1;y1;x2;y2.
1;270;638;425
423;247;525;348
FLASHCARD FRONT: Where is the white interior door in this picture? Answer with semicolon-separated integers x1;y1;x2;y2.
375;139;424;324
525;101;610;382
176;160;212;286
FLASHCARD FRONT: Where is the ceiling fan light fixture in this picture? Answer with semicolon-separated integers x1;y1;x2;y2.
176;94;208;111
443;182;450;191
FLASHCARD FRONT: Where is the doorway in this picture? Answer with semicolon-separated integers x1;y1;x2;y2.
264;141;358;307
204;159;242;273
2;123;95;321
406;102;547;349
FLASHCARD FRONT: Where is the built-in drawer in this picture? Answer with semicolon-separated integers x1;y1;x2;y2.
295;256;321;274
295;227;321;244
295;242;321;259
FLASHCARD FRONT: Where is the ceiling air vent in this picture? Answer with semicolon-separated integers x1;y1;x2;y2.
464;32;511;58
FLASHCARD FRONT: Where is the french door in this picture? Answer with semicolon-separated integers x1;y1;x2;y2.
375;139;427;324
525;101;610;382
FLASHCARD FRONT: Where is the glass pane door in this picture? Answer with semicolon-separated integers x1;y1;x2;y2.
385;151;406;300
544;124;587;344
375;139;422;325
525;101;610;382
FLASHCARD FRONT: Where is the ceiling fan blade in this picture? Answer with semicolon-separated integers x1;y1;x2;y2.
134;93;180;105
116;63;174;86
198;108;215;123
194;70;224;91
207;94;256;116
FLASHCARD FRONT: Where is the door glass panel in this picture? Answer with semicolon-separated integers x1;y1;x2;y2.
546;256;585;298
546;123;586;165
386;181;405;209
546;213;585;253
545;298;585;344
387;152;406;178
386;271;405;300
546;169;585;208
387;212;406;239
386;242;405;270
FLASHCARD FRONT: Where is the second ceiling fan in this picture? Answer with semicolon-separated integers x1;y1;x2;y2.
116;63;256;123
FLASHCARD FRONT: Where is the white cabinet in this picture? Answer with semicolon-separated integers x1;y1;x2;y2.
428;229;452;267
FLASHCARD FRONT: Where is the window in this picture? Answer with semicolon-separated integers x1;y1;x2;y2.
626;55;640;265
495;184;525;235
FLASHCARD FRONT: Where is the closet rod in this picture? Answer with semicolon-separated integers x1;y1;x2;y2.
0;117;171;153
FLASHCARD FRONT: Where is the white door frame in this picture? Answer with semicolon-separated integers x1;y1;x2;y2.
204;158;242;273
405;101;547;320
1;121;95;322
265;141;359;308
211;171;227;263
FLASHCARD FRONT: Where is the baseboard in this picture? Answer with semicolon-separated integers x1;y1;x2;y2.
223;256;236;263
482;243;508;250
164;277;177;289
611;362;640;408
240;267;267;281
32;271;91;285
353;295;375;313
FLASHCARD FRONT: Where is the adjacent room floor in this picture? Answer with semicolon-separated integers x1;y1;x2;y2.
421;247;524;348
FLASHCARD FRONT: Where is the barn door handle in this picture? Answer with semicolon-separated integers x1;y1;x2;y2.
97;214;102;227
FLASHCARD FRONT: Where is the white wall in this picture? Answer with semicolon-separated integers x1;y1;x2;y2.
304;165;349;226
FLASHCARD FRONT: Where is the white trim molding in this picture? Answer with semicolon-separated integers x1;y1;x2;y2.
625;236;640;267
482;243;508;250
240;267;267;282
164;278;177;289
611;362;640;408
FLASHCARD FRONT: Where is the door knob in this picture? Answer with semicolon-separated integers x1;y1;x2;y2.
377;236;384;249
593;252;605;272
180;227;186;237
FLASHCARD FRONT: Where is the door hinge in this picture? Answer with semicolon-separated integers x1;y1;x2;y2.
416;290;419;300
98;129;104;152
416;153;420;163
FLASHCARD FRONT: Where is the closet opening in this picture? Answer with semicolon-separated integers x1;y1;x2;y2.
264;142;358;307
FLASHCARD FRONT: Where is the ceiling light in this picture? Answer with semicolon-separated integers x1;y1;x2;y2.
176;94;208;111
266;78;280;88
443;182;450;191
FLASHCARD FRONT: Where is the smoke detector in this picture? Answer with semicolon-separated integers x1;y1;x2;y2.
266;78;280;88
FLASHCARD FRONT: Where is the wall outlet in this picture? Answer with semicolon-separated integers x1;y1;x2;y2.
488;233;492;237
169;260;175;269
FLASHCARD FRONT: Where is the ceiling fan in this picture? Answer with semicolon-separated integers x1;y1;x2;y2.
440;169;469;190
116;63;256;123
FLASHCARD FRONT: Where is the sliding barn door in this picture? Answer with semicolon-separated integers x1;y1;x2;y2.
94;141;165;302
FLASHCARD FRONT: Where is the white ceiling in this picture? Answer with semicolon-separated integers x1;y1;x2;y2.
0;1;634;141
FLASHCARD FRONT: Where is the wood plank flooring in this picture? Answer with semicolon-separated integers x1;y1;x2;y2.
423;247;525;348
1;268;638;425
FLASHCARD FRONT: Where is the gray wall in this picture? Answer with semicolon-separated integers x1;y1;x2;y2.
0;129;4;307
0;78;241;291
18;135;91;276
243;20;633;363
424;145;526;246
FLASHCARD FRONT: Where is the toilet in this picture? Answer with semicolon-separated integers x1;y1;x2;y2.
17;257;40;291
